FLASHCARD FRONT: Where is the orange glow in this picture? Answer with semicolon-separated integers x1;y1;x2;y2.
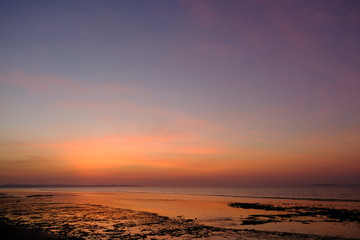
1;1;360;186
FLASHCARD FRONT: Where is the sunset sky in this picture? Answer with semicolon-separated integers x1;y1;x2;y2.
1;0;359;186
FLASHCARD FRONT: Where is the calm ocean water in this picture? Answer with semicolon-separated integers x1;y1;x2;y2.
34;186;360;202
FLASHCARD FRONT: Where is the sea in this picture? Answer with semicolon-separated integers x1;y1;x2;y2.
14;185;360;202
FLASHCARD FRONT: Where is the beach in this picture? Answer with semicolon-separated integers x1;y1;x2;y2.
2;0;360;238
1;188;359;240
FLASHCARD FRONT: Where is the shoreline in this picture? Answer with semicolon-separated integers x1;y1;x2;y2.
1;191;359;239
0;217;354;240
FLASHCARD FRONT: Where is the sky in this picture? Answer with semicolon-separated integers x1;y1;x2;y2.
0;0;360;186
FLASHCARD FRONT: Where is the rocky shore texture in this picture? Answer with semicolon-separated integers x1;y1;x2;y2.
0;193;355;240
228;202;360;226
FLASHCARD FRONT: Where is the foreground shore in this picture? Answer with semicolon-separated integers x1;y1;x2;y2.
1;192;358;240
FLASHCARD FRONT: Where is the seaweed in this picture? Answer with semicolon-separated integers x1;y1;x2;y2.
229;202;286;211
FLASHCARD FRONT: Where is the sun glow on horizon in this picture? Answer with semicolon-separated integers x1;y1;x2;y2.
1;0;360;186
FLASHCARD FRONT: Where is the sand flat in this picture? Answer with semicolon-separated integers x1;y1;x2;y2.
1;190;359;239
48;191;360;238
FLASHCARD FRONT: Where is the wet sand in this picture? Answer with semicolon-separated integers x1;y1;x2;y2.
0;191;359;239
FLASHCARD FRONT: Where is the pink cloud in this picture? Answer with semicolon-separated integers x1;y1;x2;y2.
250;2;360;99
0;72;50;93
181;0;218;28
0;71;133;95
52;95;223;138
175;117;223;132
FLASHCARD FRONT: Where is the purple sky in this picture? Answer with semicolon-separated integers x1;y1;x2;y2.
1;0;360;186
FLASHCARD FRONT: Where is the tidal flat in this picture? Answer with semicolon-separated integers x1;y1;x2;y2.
0;191;359;240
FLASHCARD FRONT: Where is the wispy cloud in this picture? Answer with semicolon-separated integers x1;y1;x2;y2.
181;0;218;28
0;71;133;95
